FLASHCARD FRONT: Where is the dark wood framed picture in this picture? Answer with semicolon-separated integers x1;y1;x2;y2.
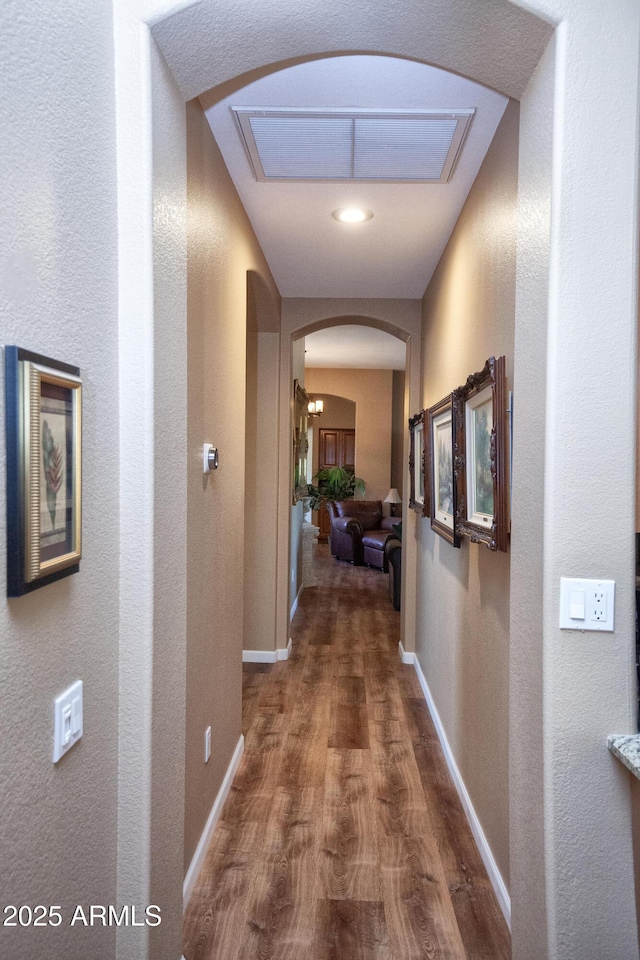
5;346;82;597
408;410;427;516
292;379;310;503
425;394;460;547
452;355;508;552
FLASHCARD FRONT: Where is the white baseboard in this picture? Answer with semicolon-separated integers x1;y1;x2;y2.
399;644;511;929
278;637;293;661
398;640;414;664
243;636;292;664
290;584;303;620
242;649;277;663
183;734;244;909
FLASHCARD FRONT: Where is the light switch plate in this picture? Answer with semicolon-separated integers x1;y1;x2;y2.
53;680;83;762
559;578;615;632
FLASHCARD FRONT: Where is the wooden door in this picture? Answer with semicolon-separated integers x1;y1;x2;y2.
317;428;356;541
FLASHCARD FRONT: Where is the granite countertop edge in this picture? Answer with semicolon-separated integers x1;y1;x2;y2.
608;734;640;780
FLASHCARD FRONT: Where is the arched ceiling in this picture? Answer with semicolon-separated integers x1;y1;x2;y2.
150;0;554;329
204;55;508;298
151;0;554;103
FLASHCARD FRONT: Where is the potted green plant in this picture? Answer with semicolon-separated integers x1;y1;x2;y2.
304;465;365;511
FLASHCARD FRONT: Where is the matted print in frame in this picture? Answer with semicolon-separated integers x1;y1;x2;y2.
452;355;508;552
5;347;82;596
408;410;427;516
426;394;460;547
292;379;310;503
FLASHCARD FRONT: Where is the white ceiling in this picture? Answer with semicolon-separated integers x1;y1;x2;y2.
203;55;507;299
305;325;406;370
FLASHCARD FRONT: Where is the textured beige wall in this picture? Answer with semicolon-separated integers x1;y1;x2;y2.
244;331;280;651
418;100;519;890
305;369;393;502
185;98;280;869
244;272;281;653
508;37;554;955
512;6;639;955
112;13;189;958
0;2;119;957
147;43;189;960
391;370;406;500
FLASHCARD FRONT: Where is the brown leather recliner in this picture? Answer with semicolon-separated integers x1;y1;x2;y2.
327;500;396;569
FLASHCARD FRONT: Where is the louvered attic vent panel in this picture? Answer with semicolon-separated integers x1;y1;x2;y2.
249;117;353;179
232;108;474;183
354;118;458;180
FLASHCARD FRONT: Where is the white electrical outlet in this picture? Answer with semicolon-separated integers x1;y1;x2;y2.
560;578;615;632
591;590;607;621
205;726;211;763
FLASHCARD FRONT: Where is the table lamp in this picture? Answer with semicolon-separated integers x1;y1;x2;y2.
384;487;402;517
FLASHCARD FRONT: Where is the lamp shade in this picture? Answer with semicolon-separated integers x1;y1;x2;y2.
383;488;402;504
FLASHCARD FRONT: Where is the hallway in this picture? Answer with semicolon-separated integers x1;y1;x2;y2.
183;546;510;959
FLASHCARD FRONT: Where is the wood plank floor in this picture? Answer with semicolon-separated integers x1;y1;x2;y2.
183;545;511;960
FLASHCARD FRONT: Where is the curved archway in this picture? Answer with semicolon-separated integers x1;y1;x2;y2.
113;4;640;957
246;269;280;333
277;300;422;699
299;316;409;566
283;299;421;343
151;4;553;103
292;314;410;343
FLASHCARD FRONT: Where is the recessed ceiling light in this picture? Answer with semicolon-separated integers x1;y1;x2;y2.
332;207;374;223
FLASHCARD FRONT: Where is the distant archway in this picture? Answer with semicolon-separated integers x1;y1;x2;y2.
273;300;422;682
293;313;411;344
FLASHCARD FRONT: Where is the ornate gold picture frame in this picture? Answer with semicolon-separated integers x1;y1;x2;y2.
6;347;82;596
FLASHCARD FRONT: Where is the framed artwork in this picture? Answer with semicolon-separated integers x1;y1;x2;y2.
452;355;508;552
408;410;426;515
292;379;310;503
426;394;460;547
5;346;82;596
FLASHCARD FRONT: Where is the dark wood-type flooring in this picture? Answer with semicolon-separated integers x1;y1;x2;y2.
183;544;511;960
